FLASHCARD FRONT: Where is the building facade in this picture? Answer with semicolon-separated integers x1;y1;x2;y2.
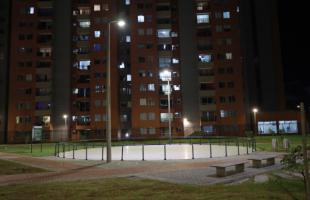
0;0;11;143
1;0;296;143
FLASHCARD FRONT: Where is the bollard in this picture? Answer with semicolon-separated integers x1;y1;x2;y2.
121;145;124;161
164;144;167;160
192;143;194;159
209;143;212;158
246;141;249;155
142;144;145;161
40;143;43;152
30;143;33;153
237;139;240;155
86;145;88;160
225;141;227;157
101;145;104;161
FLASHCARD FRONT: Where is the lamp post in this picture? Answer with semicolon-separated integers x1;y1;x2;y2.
252;108;258;135
62;114;68;141
106;19;125;163
160;70;172;142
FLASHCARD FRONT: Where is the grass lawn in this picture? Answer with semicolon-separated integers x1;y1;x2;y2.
0;176;305;200
255;135;310;152
0;159;47;175
0;143;56;157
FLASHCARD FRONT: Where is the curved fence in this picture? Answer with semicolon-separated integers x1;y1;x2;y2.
55;137;256;161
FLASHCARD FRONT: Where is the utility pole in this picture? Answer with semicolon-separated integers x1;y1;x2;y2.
300;102;310;200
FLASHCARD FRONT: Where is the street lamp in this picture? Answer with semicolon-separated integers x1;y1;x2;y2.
62;114;68;141
106;19;126;163
160;70;172;142
252;108;258;135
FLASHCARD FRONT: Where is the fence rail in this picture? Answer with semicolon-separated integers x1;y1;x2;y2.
54;137;256;161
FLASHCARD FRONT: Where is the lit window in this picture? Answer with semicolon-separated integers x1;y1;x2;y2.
258;121;277;134
236;6;240;13
197;13;209;23
126;74;132;81
126;35;131;42
94;4;101;11
79;60;91;70
171;32;178;37
225;53;232;60
119;62;125;69
125;0;130;5
223;11;230;19
157;29;171;38
198;54;212;63
173;85;180;91
160;113;172;122
172;58;179;64
28;6;35;15
148;84;155;91
79;20;91;28
94;31;101;38
279;121;298;134
137;15;145;22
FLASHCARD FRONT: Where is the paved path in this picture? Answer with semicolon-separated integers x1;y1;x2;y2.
0;152;286;186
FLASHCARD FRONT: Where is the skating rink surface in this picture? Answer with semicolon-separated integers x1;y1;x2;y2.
59;144;253;161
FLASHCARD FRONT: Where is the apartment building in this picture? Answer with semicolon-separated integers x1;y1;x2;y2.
2;0;296;143
0;0;10;143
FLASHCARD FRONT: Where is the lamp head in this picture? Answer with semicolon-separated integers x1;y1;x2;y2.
252;108;258;113
63;114;68;119
117;20;126;27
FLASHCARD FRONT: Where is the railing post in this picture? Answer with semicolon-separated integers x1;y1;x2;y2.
73;144;75;159
40;143;43;152
86;145;88;160
237;139;240;155
246;140;249;155
225;141;227;157
102;145;104;161
30;143;33;153
121;145;124;161
192;143;194;159
54;143;57;156
57;143;60;157
63;144;65;158
142;144;145;161
209;143;212;158
164;144;167;160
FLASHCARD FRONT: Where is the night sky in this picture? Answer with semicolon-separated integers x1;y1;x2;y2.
278;0;310;107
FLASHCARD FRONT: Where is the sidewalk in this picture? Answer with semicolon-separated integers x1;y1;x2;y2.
0;152;285;186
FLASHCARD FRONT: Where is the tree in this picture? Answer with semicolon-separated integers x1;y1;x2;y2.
281;145;310;199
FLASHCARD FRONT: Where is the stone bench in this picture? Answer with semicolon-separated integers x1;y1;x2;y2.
248;155;276;168
211;161;247;177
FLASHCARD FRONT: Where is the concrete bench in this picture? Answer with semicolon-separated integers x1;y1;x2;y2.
248;156;276;168
211;161;247;177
